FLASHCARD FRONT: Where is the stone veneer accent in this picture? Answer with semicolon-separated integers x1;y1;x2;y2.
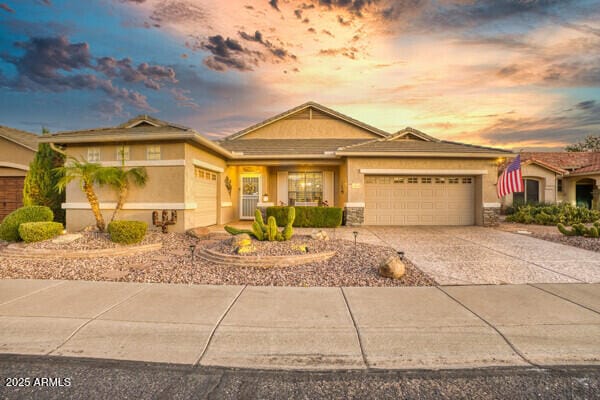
197;247;336;268
345;207;364;226
483;206;500;226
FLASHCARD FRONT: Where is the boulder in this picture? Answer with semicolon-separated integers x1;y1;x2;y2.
310;229;329;241
378;255;406;280
187;227;211;240
51;233;82;244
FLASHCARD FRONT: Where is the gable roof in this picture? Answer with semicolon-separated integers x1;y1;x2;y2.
39;116;232;158
520;152;600;176
222;101;390;141
0;125;39;151
336;133;512;156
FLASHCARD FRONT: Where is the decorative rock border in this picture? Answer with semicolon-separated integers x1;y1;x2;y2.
0;242;162;259
197;247;336;268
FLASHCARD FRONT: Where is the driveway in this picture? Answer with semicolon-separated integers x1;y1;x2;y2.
359;226;600;285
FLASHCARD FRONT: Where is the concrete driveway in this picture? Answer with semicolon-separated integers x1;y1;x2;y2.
359;226;600;285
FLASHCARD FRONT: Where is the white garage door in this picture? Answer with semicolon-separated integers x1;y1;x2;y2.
364;176;475;225
193;167;218;226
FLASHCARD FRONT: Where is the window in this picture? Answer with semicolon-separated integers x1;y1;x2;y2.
194;166;217;181
513;178;540;204
116;146;130;161
448;177;459;184
393;177;404;184
421;177;432;184
146;145;161;160
407;177;418;184
557;179;563;193
435;177;445;184
87;147;100;162
288;172;322;205
462;177;472;184
365;176;376;184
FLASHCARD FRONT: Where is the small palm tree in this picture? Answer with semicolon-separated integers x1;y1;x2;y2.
106;166;148;222
55;158;114;231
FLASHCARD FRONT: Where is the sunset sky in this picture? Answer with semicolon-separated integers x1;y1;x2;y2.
1;0;599;150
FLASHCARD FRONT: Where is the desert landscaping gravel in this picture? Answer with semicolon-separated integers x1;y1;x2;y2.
0;233;436;287
22;231;161;250
496;222;600;253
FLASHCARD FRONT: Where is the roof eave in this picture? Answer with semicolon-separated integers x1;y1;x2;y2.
336;151;514;158
0;134;38;152
231;154;340;160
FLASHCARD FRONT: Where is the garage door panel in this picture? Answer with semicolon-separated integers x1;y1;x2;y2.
0;177;25;222
364;175;475;226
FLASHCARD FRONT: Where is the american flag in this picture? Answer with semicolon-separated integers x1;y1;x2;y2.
497;155;523;198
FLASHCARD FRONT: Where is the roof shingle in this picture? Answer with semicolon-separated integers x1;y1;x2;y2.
0;125;39;151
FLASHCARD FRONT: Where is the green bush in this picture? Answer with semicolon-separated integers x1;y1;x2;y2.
107;220;147;244
267;206;342;228
506;203;600;226
18;221;64;243
557;221;600;238
0;206;54;241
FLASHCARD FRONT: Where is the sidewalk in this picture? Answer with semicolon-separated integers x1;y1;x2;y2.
0;279;599;370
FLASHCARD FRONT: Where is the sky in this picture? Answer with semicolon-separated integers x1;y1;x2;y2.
1;0;600;150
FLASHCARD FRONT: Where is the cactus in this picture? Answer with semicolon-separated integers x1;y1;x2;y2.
267;216;278;241
255;209;267;231
557;222;600;238
251;221;265;241
224;225;253;236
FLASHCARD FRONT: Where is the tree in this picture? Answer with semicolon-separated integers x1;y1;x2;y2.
105;166;148;222
23;128;66;223
55;158;115;231
565;135;600;152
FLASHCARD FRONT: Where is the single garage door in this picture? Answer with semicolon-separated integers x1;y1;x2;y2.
364;176;475;225
193;167;218;226
0;176;25;222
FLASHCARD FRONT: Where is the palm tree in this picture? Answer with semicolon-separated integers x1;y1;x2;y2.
106;166;148;222
55;158;115;232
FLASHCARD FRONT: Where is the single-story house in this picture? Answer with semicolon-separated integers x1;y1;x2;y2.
39;102;513;232
501;152;600;209
0;126;38;220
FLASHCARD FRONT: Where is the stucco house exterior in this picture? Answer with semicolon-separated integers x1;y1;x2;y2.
40;102;513;232
0;126;38;220
502;152;600;210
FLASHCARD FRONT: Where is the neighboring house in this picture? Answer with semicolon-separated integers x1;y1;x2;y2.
40;102;512;232
502;152;600;210
0;126;38;221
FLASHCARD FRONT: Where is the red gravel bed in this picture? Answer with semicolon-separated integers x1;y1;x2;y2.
0;233;436;287
496;222;600;253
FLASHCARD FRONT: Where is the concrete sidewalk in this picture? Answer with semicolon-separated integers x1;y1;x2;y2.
0;279;599;370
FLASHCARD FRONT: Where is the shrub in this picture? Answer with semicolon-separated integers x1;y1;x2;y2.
18;221;64;243
506;203;600;226
267;206;343;228
107;220;147;244
557;221;600;238
0;206;54;241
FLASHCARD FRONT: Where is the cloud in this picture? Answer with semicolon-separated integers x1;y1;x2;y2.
575;100;596;110
317;0;376;17
96;57;177;89
199;34;258;71
269;0;279;12
238;30;296;61
0;36;170;110
149;0;206;25
319;47;358;59
0;3;14;12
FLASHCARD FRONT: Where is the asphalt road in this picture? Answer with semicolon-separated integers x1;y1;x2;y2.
0;355;599;399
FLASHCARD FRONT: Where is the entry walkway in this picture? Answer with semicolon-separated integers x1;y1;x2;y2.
1;279;599;370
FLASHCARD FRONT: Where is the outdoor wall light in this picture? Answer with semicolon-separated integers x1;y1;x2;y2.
189;244;196;261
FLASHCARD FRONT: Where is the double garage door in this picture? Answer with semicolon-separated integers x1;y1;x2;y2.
364;175;475;225
0;177;25;222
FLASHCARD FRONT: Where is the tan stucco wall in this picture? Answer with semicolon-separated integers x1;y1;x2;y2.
563;174;600;209
0;137;36;175
339;159;348;206
503;164;558;206
345;157;500;203
239;117;381;140
63;142;187;232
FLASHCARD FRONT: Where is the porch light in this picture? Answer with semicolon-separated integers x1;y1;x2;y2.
189;244;196;261
263;193;269;202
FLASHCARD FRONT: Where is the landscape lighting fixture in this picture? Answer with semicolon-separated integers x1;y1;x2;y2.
189;244;196;262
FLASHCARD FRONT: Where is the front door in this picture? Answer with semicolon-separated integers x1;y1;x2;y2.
240;175;261;219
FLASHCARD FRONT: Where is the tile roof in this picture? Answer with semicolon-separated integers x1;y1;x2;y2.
219;139;368;155
337;137;512;154
222;101;390;141
0;125;39;151
521;152;600;175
